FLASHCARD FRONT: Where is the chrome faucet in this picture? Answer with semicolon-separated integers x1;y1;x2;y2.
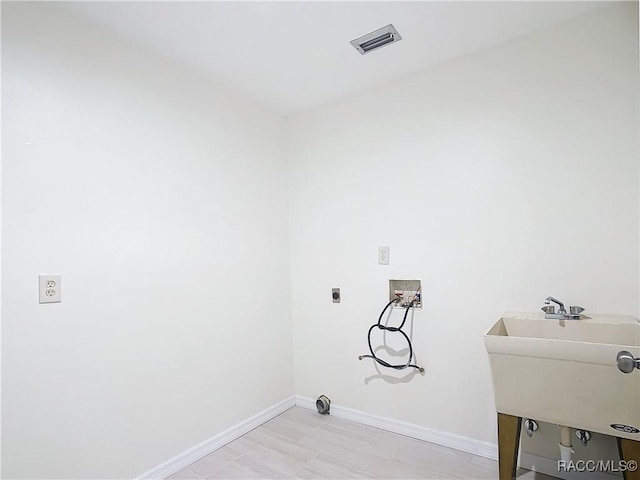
545;296;566;314
541;296;585;319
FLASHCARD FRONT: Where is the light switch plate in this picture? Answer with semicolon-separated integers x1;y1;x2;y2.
39;274;61;304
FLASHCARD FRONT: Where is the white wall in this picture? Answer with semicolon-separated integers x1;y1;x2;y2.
2;3;293;478
3;2;638;478
288;0;638;456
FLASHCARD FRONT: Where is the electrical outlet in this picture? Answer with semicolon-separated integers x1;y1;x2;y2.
39;274;61;304
378;246;390;265
332;288;341;303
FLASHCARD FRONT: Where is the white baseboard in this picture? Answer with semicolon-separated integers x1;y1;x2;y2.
295;395;498;461
136;396;296;480
520;453;621;480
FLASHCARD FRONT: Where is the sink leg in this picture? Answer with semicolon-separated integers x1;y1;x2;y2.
497;413;522;480
618;437;640;480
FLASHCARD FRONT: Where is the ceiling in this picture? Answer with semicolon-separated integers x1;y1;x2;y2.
56;1;610;115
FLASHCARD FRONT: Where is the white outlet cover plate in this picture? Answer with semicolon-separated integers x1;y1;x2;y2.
39;274;61;304
378;246;390;265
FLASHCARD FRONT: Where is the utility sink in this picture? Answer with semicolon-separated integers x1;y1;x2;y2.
485;312;640;440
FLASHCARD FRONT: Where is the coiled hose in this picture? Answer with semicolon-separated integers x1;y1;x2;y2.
358;297;424;372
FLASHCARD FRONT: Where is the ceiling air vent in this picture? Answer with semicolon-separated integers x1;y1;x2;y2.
350;24;402;55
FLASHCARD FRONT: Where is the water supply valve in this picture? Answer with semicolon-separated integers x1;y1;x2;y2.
576;429;591;446
524;419;538;437
388;279;422;308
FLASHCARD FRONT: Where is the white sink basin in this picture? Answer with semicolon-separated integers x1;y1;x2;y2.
485;312;640;440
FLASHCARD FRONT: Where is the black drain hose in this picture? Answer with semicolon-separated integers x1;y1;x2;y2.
358;297;424;372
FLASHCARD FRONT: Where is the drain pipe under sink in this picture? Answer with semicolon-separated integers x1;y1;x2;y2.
559;425;574;462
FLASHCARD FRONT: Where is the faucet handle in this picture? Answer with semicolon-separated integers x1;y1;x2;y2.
541;305;555;314
569;306;585;315
545;296;566;313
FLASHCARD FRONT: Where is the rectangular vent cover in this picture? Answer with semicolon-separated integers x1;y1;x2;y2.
350;24;402;55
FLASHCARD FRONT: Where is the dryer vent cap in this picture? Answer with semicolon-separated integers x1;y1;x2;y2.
350;24;402;55
316;395;331;415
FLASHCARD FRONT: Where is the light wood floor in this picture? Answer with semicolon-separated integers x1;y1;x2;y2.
169;407;558;480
